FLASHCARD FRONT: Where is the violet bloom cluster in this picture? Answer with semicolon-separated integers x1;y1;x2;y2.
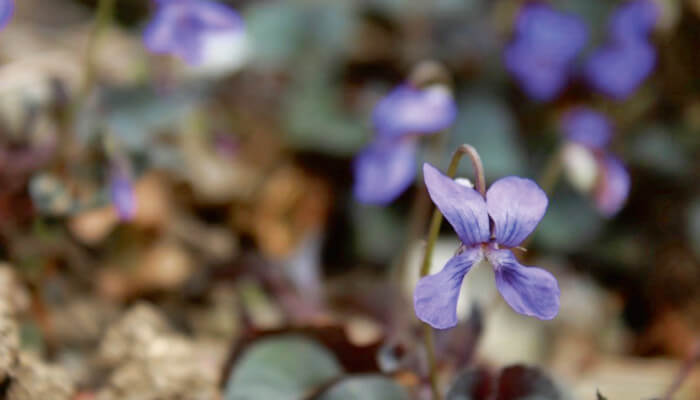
353;85;457;205
143;0;244;65
414;164;559;329
560;107;630;216
503;4;588;101
585;0;658;99
0;0;13;31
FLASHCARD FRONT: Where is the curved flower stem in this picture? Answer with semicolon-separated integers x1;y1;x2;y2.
418;144;485;400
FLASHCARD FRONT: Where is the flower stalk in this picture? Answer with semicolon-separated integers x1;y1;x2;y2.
537;147;563;195
76;0;116;111
418;144;485;400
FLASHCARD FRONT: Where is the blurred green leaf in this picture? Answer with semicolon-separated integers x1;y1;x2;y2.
628;126;690;177
245;2;307;67
352;204;406;263
223;335;343;400
317;375;409;400
284;69;367;155
447;367;491;400
449;93;526;180
101;85;199;151
535;187;602;252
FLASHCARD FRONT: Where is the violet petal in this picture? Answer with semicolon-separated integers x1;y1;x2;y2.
110;173;136;221
486;176;548;248
143;0;243;65
609;0;658;43
143;2;183;55
594;154;630;217
561;107;612;150
414;247;483;329
585;41;656;100
0;0;13;31
353;139;416;205
504;3;588;101
372;85;457;139
423;163;490;246
487;248;559;320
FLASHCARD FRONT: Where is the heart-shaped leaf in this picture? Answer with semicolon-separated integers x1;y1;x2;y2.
224;335;343;400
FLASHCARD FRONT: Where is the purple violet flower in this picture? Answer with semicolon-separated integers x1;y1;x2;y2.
585;0;658;99
353;84;457;205
110;166;136;221
143;0;244;65
561;107;630;216
561;107;611;149
503;4;588;101
609;0;659;44
414;163;559;329
0;0;13;31
585;40;655;100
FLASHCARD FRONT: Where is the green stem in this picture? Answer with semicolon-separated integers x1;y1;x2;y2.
75;0;116;112
537;147;563;196
419;144;485;400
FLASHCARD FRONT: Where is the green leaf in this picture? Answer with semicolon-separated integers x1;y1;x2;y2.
535;187;602;252
628;126;690;178
283;68;367;155
352;204;406;263
224;335;343;400
447;367;492;400
596;390;608;400
244;2;307;67
317;375;409;400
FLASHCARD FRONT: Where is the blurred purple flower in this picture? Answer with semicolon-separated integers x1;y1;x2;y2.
110;166;136;221
561;107;630;216
414;163;559;329
372;85;457;139
585;40;655;100
609;0;658;43
353;85;457;205
143;0;244;65
561;107;611;149
585;0;658;99
0;0;13;31
504;4;588;101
